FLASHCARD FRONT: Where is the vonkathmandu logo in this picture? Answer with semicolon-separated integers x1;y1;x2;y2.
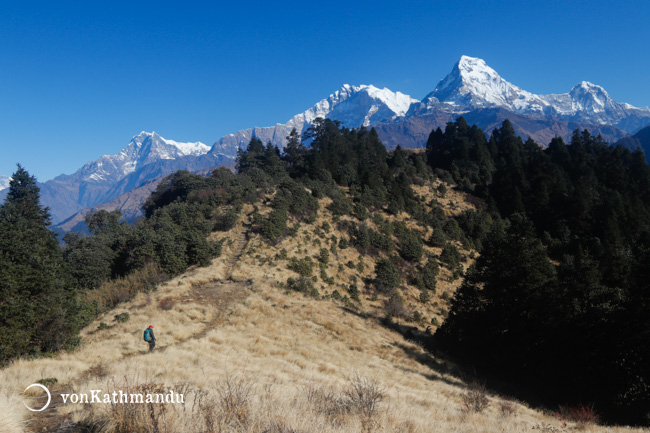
61;389;185;404
23;384;52;412
23;384;184;411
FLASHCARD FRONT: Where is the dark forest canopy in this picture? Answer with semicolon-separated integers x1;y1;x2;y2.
429;118;650;425
2;118;650;425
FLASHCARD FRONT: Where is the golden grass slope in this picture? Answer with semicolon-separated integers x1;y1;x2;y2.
0;182;647;433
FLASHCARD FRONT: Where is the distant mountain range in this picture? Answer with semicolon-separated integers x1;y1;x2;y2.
616;125;650;155
1;132;230;224
209;55;650;155
2;55;649;228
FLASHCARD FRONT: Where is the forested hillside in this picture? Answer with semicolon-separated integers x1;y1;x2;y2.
2;117;649;427
429;118;650;425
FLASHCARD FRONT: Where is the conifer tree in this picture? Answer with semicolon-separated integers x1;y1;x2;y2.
0;165;80;361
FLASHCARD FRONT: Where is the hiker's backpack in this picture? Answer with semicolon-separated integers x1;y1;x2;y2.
144;328;152;342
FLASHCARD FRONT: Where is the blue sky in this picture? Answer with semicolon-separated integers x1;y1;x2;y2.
1;0;649;181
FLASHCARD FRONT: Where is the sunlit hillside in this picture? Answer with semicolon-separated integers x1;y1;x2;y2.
1;179;647;433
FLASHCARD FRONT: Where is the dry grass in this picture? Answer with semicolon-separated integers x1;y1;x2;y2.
1;182;648;433
0;392;25;433
2;276;646;433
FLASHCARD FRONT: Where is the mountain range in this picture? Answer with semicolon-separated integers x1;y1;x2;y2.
2;55;649;228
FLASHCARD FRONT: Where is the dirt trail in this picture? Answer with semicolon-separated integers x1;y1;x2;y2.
224;224;249;279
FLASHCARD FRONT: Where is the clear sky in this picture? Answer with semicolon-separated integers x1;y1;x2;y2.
1;0;649;181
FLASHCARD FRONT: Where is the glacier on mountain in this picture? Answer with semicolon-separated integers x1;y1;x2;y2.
414;56;650;130
209;84;419;158
71;132;210;185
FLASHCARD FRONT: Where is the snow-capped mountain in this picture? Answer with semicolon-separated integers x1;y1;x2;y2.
12;55;650;229
72;131;210;184
210;56;650;161
414;56;650;131
419;56;548;114
209;84;418;158
0;175;11;192
24;132;226;224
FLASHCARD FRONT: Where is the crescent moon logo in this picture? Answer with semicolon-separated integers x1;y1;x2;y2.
23;384;52;412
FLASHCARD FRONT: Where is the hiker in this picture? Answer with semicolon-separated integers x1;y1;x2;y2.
144;325;156;352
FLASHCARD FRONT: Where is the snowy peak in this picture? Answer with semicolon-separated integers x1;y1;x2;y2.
74;132;209;183
210;84;418;157
426;55;546;113
567;81;614;113
417;55;650;128
0;175;11;192
128;131;209;157
287;84;418;129
434;55;509;103
211;55;650;159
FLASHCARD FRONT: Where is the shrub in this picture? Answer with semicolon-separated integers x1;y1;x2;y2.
261;208;288;242
345;374;384;421
354;202;369;220
64;336;82;352
439;242;461;269
559;404;600;427
460;381;489;414
429;229;447;248
370;229;393;252
320;269;334;286
276;248;288;261
304;374;384;424
251;206;264;225
288;257;313;276
287;276;319;298
437;183;447;197
350;223;372;250
339;237;349;250
443;218;462;240
114;312;130;323
348;284;360;303
399;230;423;262
328;194;353;216
83;263;167;312
213;210;239;231
499;399;517;418
317;248;329;265
384;292;408;318
97;322;110;331
422;258;439;291
216;376;254;426
38;377;58;387
374;259;400;292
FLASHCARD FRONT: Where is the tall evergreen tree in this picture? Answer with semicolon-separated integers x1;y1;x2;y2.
0;165;81;361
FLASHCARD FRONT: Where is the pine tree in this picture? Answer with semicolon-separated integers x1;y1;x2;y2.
0;165;80;361
283;128;307;177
